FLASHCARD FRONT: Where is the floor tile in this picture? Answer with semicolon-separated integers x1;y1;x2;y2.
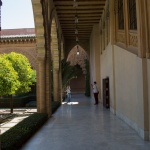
21;94;150;150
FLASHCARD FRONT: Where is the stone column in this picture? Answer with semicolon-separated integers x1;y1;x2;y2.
53;68;59;101
136;0;149;140
59;68;63;102
110;0;116;114
59;43;63;102
146;0;150;59
36;55;46;113
45;52;52;117
141;59;149;140
99;20;103;55
92;24;101;100
136;0;149;58
32;0;52;116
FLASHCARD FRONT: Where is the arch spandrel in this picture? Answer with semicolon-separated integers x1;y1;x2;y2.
67;45;88;74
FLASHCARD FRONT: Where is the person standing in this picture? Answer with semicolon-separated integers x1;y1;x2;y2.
66;85;71;103
91;81;99;105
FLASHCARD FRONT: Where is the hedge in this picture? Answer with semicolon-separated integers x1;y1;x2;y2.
52;101;61;114
1;101;61;150
1;113;48;150
0;93;36;108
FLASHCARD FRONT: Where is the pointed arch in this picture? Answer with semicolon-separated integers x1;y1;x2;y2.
67;45;88;74
31;0;47;114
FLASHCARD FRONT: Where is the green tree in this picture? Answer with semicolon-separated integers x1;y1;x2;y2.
0;56;20;96
2;52;36;113
3;52;36;94
85;59;90;97
61;59;82;89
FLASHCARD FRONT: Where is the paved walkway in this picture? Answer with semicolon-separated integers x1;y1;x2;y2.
22;94;150;150
0;108;36;134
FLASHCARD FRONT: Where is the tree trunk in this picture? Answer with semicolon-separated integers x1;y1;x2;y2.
10;95;13;113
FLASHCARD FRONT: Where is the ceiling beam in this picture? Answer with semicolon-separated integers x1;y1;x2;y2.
54;1;106;5
53;0;106;41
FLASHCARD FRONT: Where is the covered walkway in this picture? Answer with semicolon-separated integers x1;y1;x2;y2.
22;94;150;150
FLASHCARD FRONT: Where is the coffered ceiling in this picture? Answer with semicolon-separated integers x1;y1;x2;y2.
53;0;106;40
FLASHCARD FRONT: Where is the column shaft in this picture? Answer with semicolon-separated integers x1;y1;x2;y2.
36;58;46;113
53;69;59;101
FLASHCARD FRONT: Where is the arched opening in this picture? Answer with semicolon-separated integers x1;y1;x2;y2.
67;45;89;93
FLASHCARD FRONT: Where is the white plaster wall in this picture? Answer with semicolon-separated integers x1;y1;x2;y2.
115;46;138;119
101;44;148;139
114;45;146;139
100;43;114;107
90;25;101;99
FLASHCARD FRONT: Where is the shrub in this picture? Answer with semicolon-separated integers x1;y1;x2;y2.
1;113;48;150
52;101;61;114
1;101;61;150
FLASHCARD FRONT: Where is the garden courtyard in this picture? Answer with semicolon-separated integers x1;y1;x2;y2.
0;108;37;134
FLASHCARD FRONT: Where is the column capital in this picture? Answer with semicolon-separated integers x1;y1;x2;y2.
53;68;59;72
37;53;45;61
146;52;150;59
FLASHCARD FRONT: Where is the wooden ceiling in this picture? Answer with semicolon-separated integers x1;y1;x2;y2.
53;0;106;40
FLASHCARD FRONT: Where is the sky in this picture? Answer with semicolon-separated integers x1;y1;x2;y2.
1;0;35;29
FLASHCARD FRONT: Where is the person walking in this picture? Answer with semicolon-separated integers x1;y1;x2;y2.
91;81;99;105
66;85;71;103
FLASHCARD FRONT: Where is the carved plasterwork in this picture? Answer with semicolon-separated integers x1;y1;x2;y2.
0;37;36;44
67;45;88;74
129;33;138;47
117;32;126;44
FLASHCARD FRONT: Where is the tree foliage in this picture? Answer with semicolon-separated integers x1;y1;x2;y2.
85;59;90;97
3;52;36;94
61;59;82;89
0;56;20;96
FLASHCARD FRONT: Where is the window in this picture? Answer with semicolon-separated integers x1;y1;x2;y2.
129;0;137;30
118;0;124;29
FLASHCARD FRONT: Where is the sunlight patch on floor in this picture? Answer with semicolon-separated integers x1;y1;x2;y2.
62;102;79;105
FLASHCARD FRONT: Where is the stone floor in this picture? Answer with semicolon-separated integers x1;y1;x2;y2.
21;94;150;150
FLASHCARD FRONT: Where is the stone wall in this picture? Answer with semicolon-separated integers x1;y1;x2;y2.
0;41;36;70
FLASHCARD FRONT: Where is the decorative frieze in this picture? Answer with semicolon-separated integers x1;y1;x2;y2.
0;37;36;44
117;32;126;44
129;33;138;47
67;45;88;74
